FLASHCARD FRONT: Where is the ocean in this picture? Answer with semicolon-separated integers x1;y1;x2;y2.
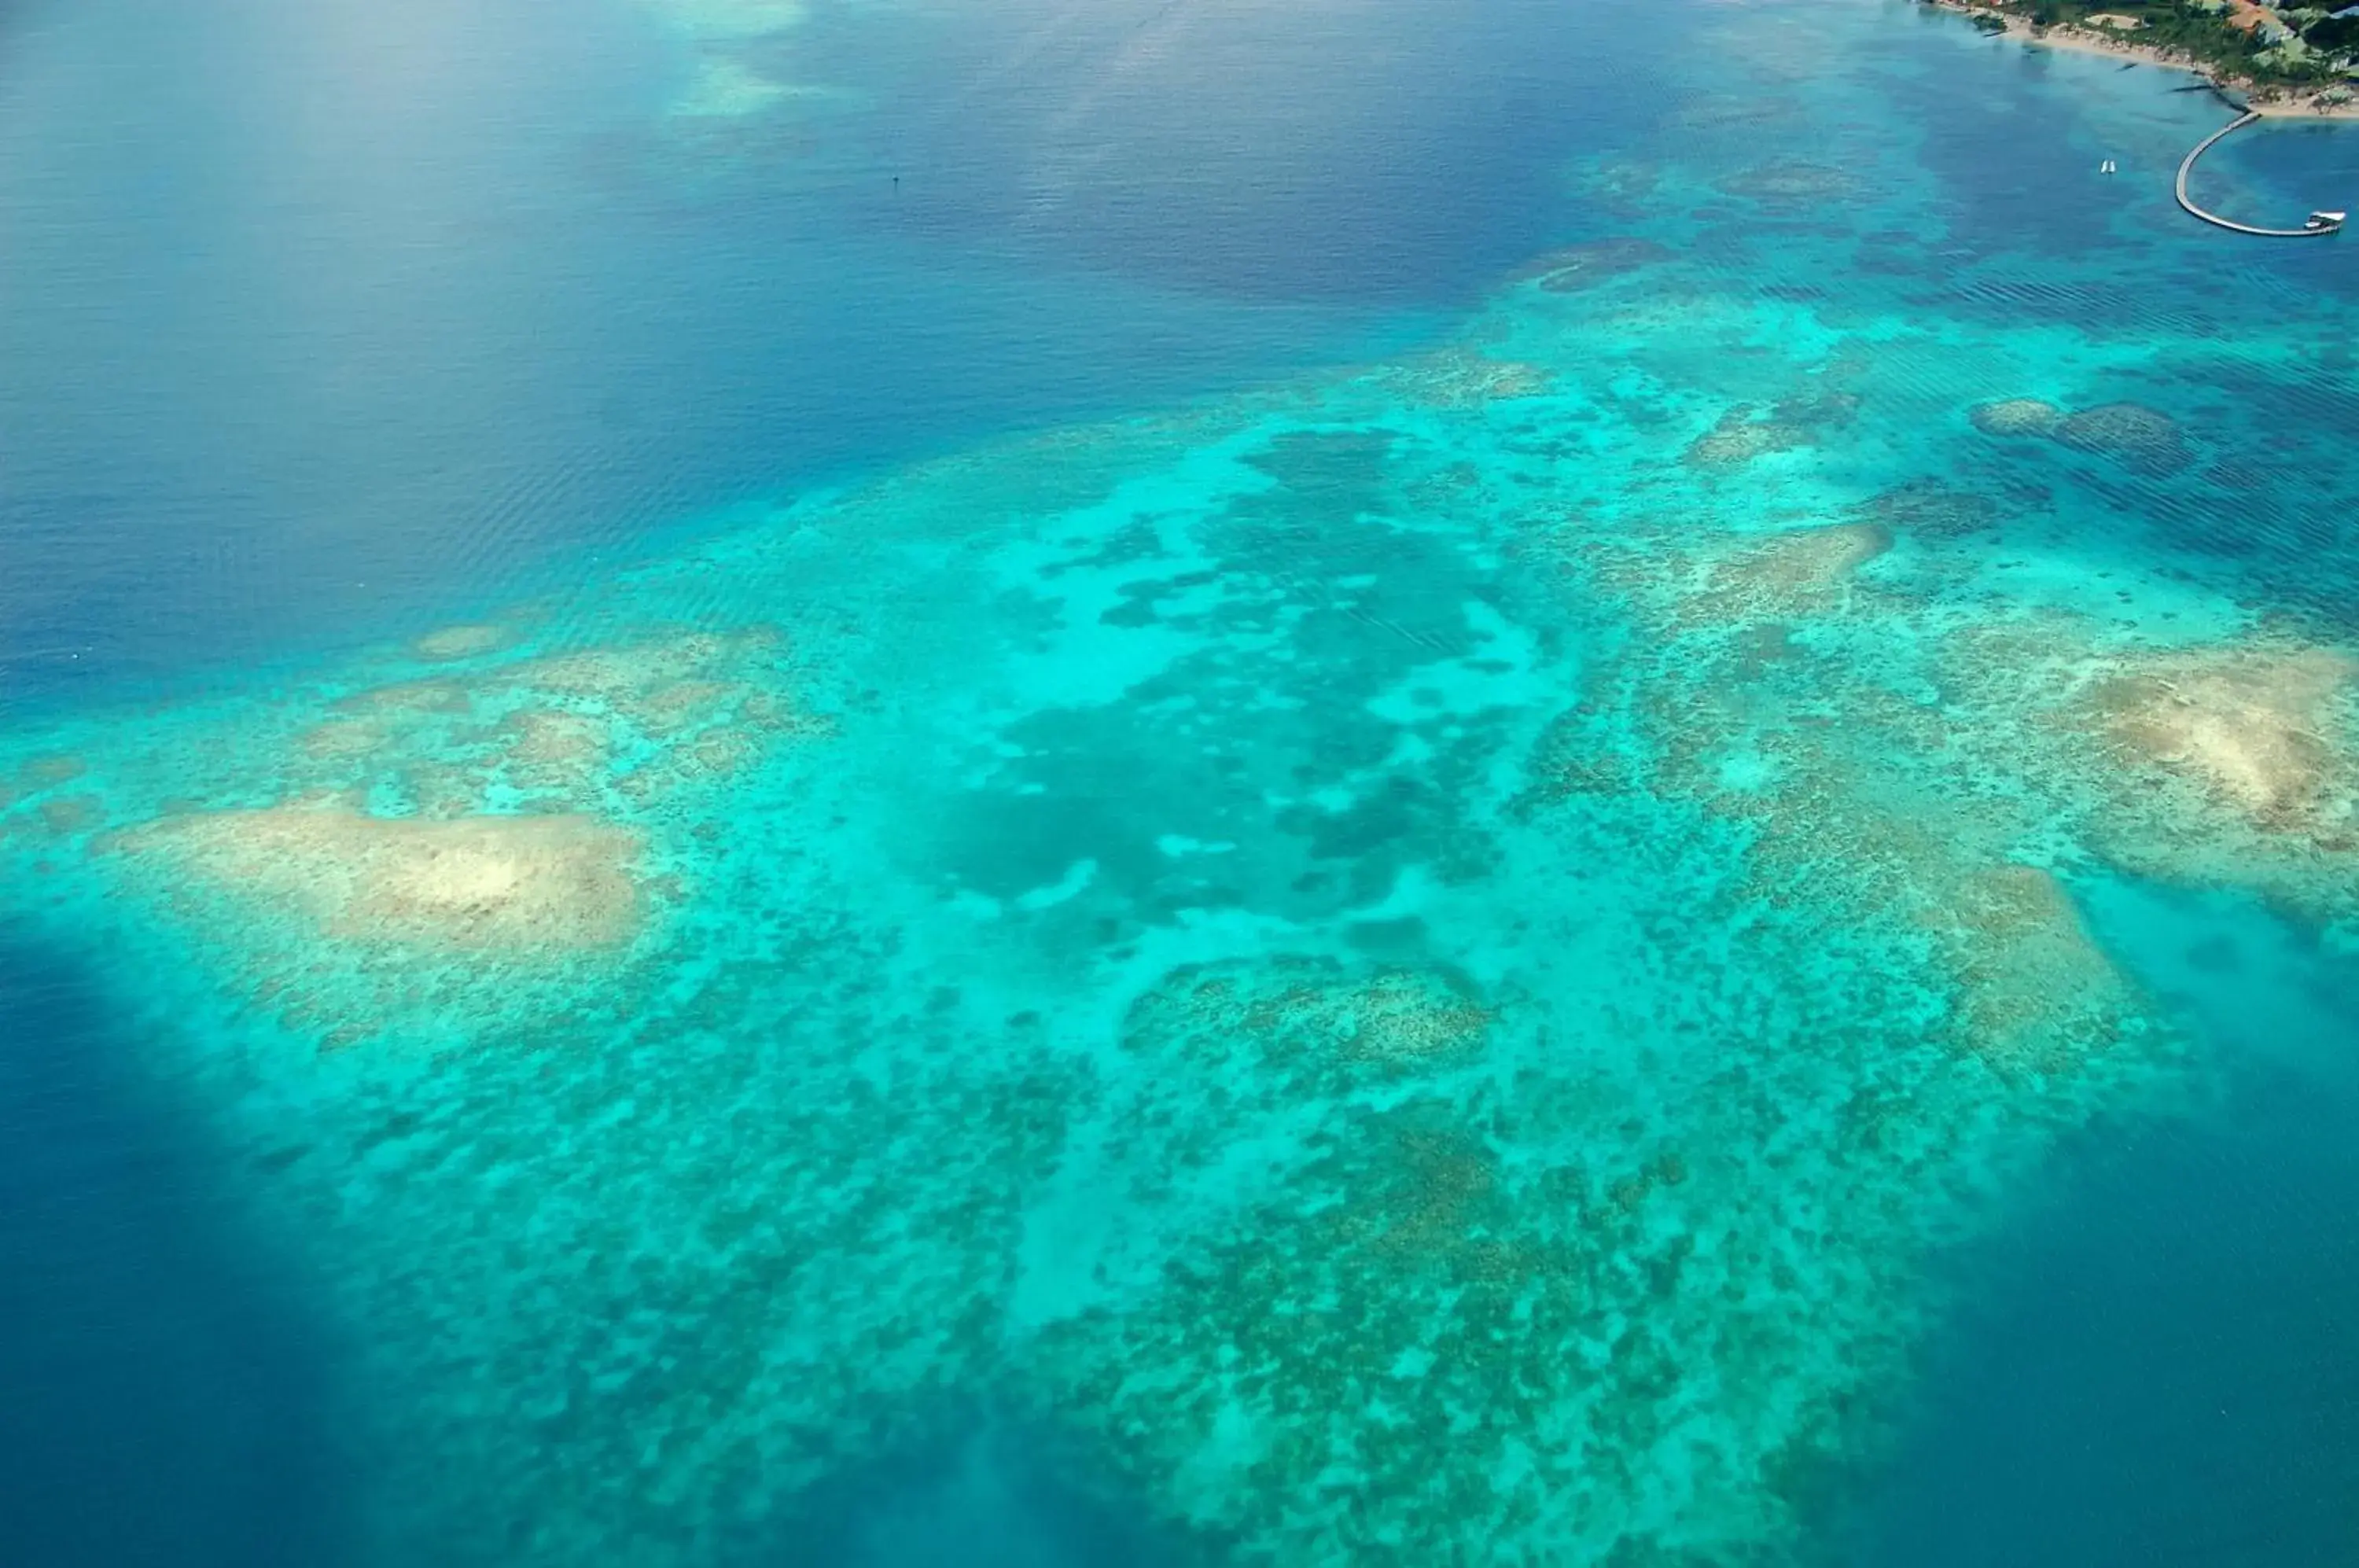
2;0;2355;1562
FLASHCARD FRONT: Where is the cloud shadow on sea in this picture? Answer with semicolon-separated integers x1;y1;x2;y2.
1831;876;2359;1568
0;922;356;1568
742;1394;1235;1568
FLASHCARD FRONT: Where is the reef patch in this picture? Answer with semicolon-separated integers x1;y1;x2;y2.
1377;349;1554;407
1930;865;2136;1071
123;808;648;954
412;624;513;661
2050;402;2192;475
1713;159;1863;206
1525;236;1675;293
1967;398;2062;440
1684;391;1859;468
2084;645;2354;830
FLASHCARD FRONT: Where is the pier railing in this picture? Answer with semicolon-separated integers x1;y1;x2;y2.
2174;112;2343;238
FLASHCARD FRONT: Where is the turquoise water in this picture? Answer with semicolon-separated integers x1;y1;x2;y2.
4;0;2357;1562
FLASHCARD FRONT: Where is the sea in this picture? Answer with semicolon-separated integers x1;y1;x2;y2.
2;0;2356;1563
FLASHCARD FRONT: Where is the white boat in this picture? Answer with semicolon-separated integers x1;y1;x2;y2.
2306;210;2347;231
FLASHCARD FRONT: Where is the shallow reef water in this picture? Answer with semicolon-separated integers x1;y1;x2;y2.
5;0;2359;1564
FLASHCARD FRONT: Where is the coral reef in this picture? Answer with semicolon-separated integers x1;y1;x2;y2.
284;626;816;819
1968;397;2063;439
1857;480;2000;539
1029;945;1979;1562
413;624;513;661
9;22;2346;1557
1927;865;2137;1071
1566;158;1663;217
2089;645;2353;829
122;808;648;953
1713;159;1864;205
1377;348;1555;407
50;621;830;1053
1684;391;1860;468
1941;631;2359;924
1525;236;1676;292
1590;521;1893;636
1691;522;1893;619
2050;402;2192;475
1127;960;1491;1092
1562;514;2155;1077
18;753;87;787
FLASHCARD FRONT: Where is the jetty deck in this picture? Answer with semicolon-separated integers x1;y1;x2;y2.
2175;111;2343;238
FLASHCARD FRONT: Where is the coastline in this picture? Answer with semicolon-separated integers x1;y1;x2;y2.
1931;1;2359;120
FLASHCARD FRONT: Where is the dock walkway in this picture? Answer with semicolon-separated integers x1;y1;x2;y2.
2174;111;2342;238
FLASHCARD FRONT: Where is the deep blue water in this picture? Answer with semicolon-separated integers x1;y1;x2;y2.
756;1408;1225;1568
0;0;1655;710
1857;879;2359;1567
0;929;354;1567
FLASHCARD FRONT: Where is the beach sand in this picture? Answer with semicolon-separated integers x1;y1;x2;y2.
1937;3;2359;120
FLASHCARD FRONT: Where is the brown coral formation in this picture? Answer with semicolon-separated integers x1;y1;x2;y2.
1605;522;1891;632
1967;398;2062;439
1566;158;1662;216
1328;1117;1518;1269
1379;349;1555;407
1713;160;1862;205
1967;398;2190;473
19;753;87;787
39;795;100;834
279;628;819;819
1125;960;1490;1092
1525;237;1674;293
1857;480;2000;539
413;624;513;661
1334;971;1493;1064
1709;522;1891;608
340;679;475;716
1930;865;2136;1070
125;808;647;953
1686;404;1806;466
1554;517;2155;1075
299;717;391;760
2050;402;2192;475
1684;391;1859;469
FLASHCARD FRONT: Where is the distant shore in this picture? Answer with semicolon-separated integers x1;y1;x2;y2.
1931;1;2359;120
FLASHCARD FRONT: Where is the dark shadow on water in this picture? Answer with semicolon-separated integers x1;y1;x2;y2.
747;1399;1233;1568
0;923;355;1568
1837;877;2359;1568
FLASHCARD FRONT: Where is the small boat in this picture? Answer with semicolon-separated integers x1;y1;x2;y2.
2100;159;2118;175
2306;210;2347;232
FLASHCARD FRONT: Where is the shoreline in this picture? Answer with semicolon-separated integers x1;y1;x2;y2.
1930;1;2359;120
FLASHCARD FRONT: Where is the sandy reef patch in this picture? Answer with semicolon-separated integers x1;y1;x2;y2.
123;808;648;953
2085;646;2354;829
1968;397;2063;439
1376;348;1556;407
1929;865;2140;1071
412;624;514;661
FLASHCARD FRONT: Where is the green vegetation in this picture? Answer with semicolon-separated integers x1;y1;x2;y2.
1945;0;2359;86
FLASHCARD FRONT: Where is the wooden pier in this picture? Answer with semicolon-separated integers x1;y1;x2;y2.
2174;111;2344;238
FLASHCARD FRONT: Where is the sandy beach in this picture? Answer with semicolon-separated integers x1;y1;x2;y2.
1935;2;2359;120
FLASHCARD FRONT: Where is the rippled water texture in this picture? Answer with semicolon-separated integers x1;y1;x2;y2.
3;0;2357;1564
